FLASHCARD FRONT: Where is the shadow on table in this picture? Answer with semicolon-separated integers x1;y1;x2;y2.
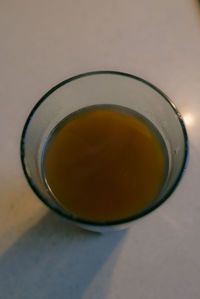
0;211;127;299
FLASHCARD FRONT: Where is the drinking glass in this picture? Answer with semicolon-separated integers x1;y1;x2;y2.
21;71;188;232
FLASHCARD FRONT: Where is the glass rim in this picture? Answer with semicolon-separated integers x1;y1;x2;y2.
20;70;189;227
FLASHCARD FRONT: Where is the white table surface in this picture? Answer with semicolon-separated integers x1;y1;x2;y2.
1;1;200;298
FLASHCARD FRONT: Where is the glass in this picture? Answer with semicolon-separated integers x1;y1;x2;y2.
20;71;188;232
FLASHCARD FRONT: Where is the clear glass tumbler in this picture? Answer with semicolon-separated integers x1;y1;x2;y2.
20;71;188;232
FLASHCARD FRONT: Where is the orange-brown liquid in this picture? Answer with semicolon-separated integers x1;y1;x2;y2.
43;107;166;221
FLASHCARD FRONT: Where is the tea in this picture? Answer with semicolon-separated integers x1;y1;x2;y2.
43;106;166;221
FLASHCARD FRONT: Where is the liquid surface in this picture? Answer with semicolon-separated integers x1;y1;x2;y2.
43;107;166;221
